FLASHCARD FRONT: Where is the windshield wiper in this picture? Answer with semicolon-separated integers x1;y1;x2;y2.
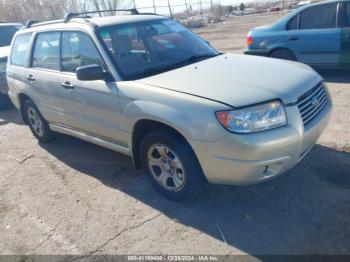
185;54;219;63
127;54;219;80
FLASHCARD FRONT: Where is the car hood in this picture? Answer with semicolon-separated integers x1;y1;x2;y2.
0;46;10;59
136;54;322;107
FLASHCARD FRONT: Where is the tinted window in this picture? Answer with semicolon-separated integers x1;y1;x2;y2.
0;26;18;47
342;3;350;27
32;32;60;70
287;15;298;30
61;31;103;73
300;3;338;30
10;33;32;67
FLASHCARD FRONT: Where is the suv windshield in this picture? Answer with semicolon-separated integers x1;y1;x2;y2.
0;26;19;47
98;19;219;80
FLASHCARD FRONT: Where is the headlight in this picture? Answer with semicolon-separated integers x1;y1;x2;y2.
216;101;287;133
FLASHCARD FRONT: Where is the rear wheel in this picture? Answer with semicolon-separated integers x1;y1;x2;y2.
269;49;296;61
0;93;12;111
140;129;208;201
24;99;54;142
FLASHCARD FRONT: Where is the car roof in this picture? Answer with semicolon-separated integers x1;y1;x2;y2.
18;14;165;33
84;14;165;27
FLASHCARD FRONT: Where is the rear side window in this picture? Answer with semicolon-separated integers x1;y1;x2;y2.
0;26;18;47
32;32;60;70
286;15;298;30
10;33;32;67
299;3;338;30
61;31;103;73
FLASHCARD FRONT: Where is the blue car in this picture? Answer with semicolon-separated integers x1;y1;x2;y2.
245;0;350;68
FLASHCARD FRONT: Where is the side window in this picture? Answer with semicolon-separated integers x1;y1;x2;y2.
32;32;60;70
299;3;338;30
343;3;350;27
10;33;32;67
286;15;298;30
61;31;103;73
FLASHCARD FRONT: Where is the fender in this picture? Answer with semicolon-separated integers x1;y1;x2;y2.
122;100;196;143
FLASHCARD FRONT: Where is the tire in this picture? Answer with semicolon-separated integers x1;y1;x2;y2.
0;92;12;111
140;129;208;202
24;99;54;142
269;49;296;61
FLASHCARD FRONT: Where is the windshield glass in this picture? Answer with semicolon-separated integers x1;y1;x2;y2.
98;19;219;80
0;26;19;47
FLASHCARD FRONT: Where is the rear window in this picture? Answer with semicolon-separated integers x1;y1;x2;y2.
0;26;19;47
299;3;338;30
10;33;32;67
286;15;299;30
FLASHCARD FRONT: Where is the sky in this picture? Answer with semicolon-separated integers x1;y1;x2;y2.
121;0;264;14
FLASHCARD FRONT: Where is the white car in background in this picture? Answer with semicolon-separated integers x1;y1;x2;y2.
0;23;22;110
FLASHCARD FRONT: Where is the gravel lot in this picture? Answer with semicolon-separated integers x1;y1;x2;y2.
0;13;349;257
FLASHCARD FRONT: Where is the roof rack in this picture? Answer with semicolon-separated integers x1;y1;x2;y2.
24;18;63;29
63;8;139;22
23;8;151;29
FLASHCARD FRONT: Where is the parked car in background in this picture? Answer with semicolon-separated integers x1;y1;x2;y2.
0;23;22;110
7;11;331;201
245;0;350;68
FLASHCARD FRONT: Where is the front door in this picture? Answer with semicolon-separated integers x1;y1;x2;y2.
297;2;341;66
59;31;124;144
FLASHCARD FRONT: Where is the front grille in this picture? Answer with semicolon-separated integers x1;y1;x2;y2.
297;82;328;126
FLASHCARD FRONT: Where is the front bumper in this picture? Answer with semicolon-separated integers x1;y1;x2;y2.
190;102;332;185
244;48;269;57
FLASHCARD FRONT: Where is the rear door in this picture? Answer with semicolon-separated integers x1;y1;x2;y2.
25;32;65;124
58;31;123;144
297;2;341;66
6;33;32;98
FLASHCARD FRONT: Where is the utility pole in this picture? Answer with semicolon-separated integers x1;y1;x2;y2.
168;0;173;18
184;0;190;18
152;0;156;13
199;0;203;19
210;0;214;14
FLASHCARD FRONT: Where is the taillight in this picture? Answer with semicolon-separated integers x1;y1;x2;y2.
246;34;253;46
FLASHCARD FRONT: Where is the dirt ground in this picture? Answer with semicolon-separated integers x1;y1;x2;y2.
0;13;350;257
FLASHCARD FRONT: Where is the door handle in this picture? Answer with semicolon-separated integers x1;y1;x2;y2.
289;36;299;41
26;74;36;81
61;81;75;89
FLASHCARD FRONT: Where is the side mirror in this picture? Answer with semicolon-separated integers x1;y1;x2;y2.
76;64;108;81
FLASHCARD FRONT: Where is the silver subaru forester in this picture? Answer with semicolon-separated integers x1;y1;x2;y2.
7;10;332;201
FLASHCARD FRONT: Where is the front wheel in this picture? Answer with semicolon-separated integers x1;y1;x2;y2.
140;129;208;201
